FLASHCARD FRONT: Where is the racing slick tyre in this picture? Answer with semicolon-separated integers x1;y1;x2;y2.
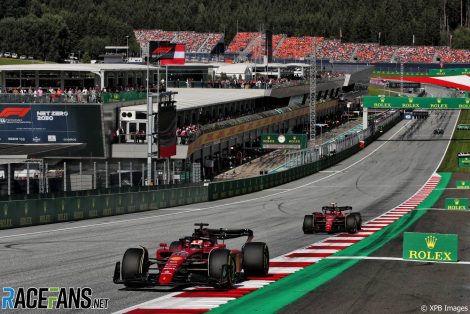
208;249;235;288
303;215;314;234
169;241;180;251
345;215;358;234
121;247;149;287
242;242;269;277
351;212;362;230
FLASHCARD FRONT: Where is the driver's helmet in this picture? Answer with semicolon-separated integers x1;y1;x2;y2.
190;239;203;248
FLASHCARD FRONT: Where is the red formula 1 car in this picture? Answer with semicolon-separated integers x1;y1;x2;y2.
303;203;362;234
113;223;269;289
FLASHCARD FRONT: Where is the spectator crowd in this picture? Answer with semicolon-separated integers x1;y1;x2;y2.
134;29;223;54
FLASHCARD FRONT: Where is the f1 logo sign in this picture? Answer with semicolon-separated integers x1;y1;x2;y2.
152;47;173;55
0;108;31;118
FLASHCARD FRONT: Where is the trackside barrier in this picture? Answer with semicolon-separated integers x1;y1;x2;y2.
208;112;401;201
0;186;208;230
0;112;401;230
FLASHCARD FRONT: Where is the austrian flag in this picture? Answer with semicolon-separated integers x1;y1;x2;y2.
149;41;185;65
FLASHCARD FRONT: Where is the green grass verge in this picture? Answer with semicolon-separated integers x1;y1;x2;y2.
438;110;470;172
0;58;46;65
368;84;402;96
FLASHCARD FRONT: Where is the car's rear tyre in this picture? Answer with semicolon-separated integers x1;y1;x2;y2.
303;215;314;234
351;212;362;230
208;249;235;288
242;242;269;277
121;247;149;287
345;215;358;234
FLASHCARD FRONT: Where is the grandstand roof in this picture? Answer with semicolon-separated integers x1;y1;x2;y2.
121;88;266;112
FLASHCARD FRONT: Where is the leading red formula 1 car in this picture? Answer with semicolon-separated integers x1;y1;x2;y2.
303;203;362;234
113;223;269;289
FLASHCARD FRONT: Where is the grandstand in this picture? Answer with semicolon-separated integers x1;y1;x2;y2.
133;29;223;55
133;29;470;65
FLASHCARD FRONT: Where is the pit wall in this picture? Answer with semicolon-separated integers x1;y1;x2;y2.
0;113;402;230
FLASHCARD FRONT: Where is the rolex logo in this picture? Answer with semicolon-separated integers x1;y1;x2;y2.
425;235;437;249
437;98;442;104
466;99;470;104
380;97;385;102
454;199;460;205
408;98;413;103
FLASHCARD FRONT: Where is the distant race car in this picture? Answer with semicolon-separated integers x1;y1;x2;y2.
303;203;362;234
433;128;444;135
113;223;269;289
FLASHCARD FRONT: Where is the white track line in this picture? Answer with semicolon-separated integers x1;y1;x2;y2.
115;174;442;314
325;256;470;265
0;121;412;240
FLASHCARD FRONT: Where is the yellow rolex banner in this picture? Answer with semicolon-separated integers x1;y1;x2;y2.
445;198;469;210
456;181;470;189
403;232;458;262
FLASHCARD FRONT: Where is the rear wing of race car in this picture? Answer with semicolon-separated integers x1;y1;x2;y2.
321;206;353;212
206;228;254;242
192;223;254;242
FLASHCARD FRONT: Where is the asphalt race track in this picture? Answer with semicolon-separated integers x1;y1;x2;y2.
0;110;459;313
280;211;470;314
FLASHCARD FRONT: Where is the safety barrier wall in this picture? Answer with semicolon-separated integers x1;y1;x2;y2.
0;186;208;230
209;144;362;201
208;111;402;201
0;113;401;230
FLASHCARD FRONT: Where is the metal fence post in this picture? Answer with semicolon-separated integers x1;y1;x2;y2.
7;163;11;196
130;161;133;186
105;161;109;189
64;162;67;192
26;162;30;195
79;162;82;191
141;163;145;186
153;161;157;186
118;161;121;188
168;159;175;184
45;163;49;193
93;162;96;190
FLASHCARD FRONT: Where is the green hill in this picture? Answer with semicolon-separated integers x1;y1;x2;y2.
0;0;468;62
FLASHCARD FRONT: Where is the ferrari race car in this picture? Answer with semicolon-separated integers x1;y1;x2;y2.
113;223;269;288
303;203;362;234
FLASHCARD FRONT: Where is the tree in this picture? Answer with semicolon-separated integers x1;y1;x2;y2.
452;26;470;48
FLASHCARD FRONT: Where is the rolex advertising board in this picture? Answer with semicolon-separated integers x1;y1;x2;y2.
0;104;105;157
403;232;458;262
445;198;469;210
456;181;470;189
261;134;307;149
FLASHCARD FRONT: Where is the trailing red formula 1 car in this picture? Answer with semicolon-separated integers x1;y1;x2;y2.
303;203;362;234
113;223;269;289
